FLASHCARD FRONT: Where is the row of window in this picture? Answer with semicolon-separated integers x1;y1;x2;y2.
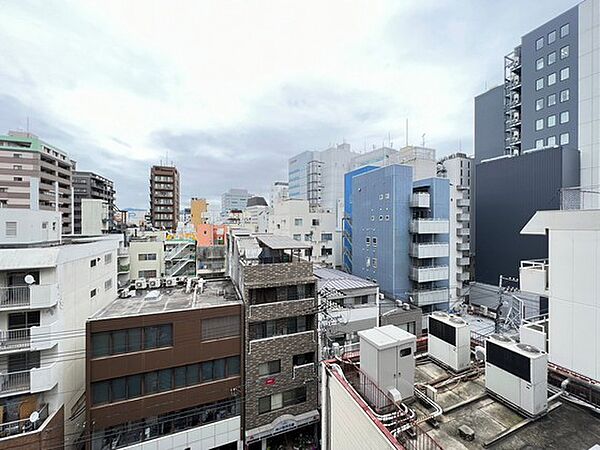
535;23;569;50
378;193;390;200
366;257;378;269
90;276;114;299
535;132;570;148
535;67;569;90
92;356;240;405
293;218;320;227
535;89;570;111
258;386;307;415
292;232;332;242
249;314;315;340
535;111;570;131
535;45;569;70
370;214;390;222
249;284;315;305
92;325;173;357
257;352;316;377
90;253;113;268
138;253;157;261
365;236;378;247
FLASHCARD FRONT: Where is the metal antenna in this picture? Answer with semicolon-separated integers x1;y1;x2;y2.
405;119;409;146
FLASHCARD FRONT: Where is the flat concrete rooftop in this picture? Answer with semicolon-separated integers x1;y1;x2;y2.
92;278;241;320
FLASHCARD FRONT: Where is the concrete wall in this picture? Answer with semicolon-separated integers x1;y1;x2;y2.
129;240;164;279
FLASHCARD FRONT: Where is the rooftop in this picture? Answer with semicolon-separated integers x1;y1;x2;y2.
314;267;378;292
91;278;241;320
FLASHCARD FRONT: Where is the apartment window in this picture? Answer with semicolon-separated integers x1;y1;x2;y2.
366;236;370;246
535;139;544;149
292;234;301;241
104;278;113;291
258;359;281;377
560;110;570;124
560;89;570;102
320;232;333;241
535;78;544;91
138;253;157;261
293;352;315;366
535;98;544;111
547;136;557;146
560;23;569;38
372;237;377;247
104;253;112;264
378;194;383;200
312;219;319;226
547;72;556;86
548;30;556;44
5;221;16;237
13;153;21;158
201;316;240;340
385;193;390;199
366;257;370;267
536;37;544;50
560;45;569;59
138;270;157;278
372;258;378;269
42;222;48;230
535;119;544;131
548;51;556;65
560;132;570;145
304;233;311;241
370;216;374;221
90;289;97;298
13;165;22;170
13;177;22;182
547;115;556;127
385;215;390;221
249;315;314;340
560;67;569;81
258;387;307;414
294;218;302;226
547;94;557;106
535;58;544;71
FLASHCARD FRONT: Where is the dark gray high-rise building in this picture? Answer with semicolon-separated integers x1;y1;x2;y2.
73;171;115;234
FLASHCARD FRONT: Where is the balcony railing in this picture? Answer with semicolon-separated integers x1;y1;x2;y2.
0;403;48;439
519;259;548;295
457;272;470;282
410;266;449;283
456;198;470;207
410;192;430;208
0;370;30;395
0;285;58;310
456;242;470;251
117;247;129;257
410;219;449;235
0;328;30;352
456;213;470;222
456;227;470;237
456;257;470;266
409;288;449;306
409;243;449;259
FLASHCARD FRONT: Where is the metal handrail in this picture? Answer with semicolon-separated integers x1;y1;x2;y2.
0;369;31;394
0;328;31;350
0;403;48;437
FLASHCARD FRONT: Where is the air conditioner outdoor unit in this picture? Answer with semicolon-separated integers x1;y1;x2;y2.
428;312;471;372
134;278;147;290
165;277;177;287
148;278;161;288
485;335;548;417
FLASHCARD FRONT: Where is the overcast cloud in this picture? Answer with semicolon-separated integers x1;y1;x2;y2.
0;0;580;209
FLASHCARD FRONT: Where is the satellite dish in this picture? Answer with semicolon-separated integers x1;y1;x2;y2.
24;275;35;285
29;411;40;424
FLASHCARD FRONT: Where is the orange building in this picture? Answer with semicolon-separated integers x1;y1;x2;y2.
196;223;228;246
190;198;208;226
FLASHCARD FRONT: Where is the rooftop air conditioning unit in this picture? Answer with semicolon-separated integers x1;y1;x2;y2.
428;312;471;372
148;278;161;289
134;278;147;290
485;336;548;417
165;277;177;287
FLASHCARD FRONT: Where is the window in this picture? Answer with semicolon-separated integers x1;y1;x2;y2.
535;98;544;111
378;194;383;200
138;270;157;278
560;67;569;81
92;381;109;405
249;315;315;340
372;237;377;247
547;136;557;146
104;253;112;264
560;89;570;102
12;165;22;170
385;215;390;221
547;115;556;127
560;110;570;124
320;233;332;241
548;51;556;65
366;237;370;246
535;119;544;131
560;132;570;145
138;253;157;261
536;78;544;91
5;221;16;237
293;352;315;366
548;30;556;44
385;193;390;199
127;375;142;398
13;177;22;182
213;358;226;379
400;347;412;357
304;233;311;241
370;216;374;221
321;247;333;257
202;316;240;340
547;72;556;86
547;94;557;106
560;23;569;38
144;371;158;394
536;37;544;50
536;57;544;71
560;45;569;59
311;219;319;226
372;258;377;269
13;153;21;158
104;278;113;291
378;215;383;221
258;359;281;376
258;387;306;414
294;218;302;226
366;257;370;267
292;234;301;241
201;361;214;381
90;289;97;298
92;333;110;357
227;356;240;376
535;139;544;149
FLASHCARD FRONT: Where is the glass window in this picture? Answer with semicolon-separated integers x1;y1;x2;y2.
271;393;283;410
547;115;556;127
174;367;186;388
92;381;109;405
92;333;110;358
202;361;214;381
536;78;544;91
535;98;544;111
536;57;544;70
548;94;557;106
560;45;569;59
560;23;569;38
293;352;315;366
202;316;239;340
128;328;142;352
144;326;158;349
560;89;570;102
144;371;158;394
536;37;544;50
127;375;142;398
158;324;172;347
548;73;556;86
548;51;556;65
292;234;300;241
320;233;333;241
560;110;570;124
111;330;126;354
90;289;97;298
158;369;172;391
548;30;556;44
294;218;302;226
227;356;241;376
535;139;544;149
258;396;271;414
213;359;225;379
560;132;570;145
297;315;307;332
547;136;557;146
112;378;127;401
535;119;544;131
312;219;319;226
186;364;200;385
259;359;280;376
560;67;570;81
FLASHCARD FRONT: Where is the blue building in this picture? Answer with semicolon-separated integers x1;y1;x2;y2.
351;164;450;313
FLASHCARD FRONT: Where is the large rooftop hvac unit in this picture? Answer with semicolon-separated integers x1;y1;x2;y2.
428;312;471;372
358;325;416;402
485;335;548;417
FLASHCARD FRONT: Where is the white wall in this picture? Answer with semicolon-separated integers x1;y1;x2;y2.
0;209;61;243
129;240;164;278
81;199;108;235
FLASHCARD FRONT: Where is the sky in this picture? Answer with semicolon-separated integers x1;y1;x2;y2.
0;0;580;210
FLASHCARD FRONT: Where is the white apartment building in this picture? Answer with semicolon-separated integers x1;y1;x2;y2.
81;198;110;236
269;181;289;206
128;232;166;279
268;199;340;267
0;209;121;449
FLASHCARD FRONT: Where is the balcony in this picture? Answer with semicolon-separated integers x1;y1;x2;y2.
456;227;470;237
409;266;449;283
410;192;430;208
117;247;129;257
0;323;57;355
293;362;316;380
118;263;130;274
409;243;449;259
456;257;470;266
409;288;449;307
456;242;470;251
519;259;548;296
457;198;470;207
0;285;59;310
0;364;58;398
0;403;49;440
457;272;470;282
456;213;470;222
410;219;449;235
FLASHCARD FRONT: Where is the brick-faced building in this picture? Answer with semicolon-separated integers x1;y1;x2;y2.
85;278;243;450
149;165;180;231
228;231;319;449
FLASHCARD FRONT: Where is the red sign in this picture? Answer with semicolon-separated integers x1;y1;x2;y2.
265;378;276;385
